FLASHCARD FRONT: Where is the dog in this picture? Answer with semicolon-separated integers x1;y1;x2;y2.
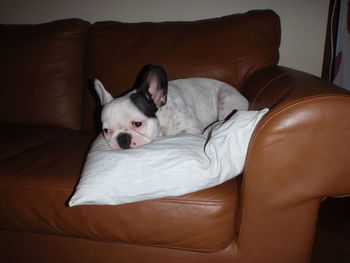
94;65;248;150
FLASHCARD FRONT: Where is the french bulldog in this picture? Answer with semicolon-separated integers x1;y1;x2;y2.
94;65;248;150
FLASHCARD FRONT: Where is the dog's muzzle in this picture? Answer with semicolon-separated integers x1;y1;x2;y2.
117;133;132;149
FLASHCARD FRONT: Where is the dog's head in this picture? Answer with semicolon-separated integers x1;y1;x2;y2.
94;65;168;150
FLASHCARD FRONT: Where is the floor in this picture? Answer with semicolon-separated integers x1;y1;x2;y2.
310;197;350;263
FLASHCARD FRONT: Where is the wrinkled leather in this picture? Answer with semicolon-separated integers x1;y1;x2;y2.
1;9;350;263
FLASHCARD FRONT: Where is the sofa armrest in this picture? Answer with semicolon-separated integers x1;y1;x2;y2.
241;65;350;197
236;66;350;263
241;66;349;110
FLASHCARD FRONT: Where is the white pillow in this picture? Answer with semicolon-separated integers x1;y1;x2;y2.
69;109;268;206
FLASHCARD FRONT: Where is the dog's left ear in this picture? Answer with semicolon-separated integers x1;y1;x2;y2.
137;65;168;109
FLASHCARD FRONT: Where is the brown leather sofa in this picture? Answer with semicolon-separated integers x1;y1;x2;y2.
1;10;350;263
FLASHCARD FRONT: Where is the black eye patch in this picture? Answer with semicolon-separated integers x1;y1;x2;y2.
130;93;157;118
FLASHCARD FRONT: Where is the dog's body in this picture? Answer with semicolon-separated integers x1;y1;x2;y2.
155;78;248;136
95;65;248;150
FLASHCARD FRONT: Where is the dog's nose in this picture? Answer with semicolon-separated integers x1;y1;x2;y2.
117;133;132;149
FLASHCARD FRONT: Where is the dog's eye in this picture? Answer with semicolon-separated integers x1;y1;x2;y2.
103;128;109;134
132;121;142;128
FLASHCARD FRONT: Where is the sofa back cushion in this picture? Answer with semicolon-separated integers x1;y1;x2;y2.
83;9;280;131
0;19;89;130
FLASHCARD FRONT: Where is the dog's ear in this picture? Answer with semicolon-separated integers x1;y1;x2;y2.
136;65;168;109
94;79;113;105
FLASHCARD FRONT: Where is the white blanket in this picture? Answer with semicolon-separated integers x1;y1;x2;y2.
69;109;268;206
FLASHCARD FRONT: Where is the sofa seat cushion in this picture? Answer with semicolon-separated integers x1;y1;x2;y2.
0;124;75;160
0;132;238;251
